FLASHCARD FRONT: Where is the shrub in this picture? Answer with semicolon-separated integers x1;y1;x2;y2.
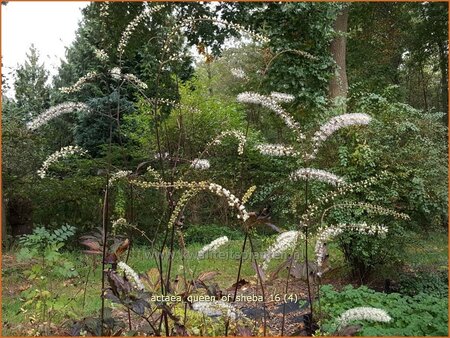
398;270;448;298
17;224;78;335
334;221;406;281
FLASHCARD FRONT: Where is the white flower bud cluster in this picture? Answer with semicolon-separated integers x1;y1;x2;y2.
270;92;295;103
94;48;108;62
117;261;145;291
129;179;248;221
108;170;132;187
242;185;257;204
237;92;304;140
27;102;90;131
154;152;169;160
110;67;122;80
60;71;99;94
168;189;198;229
130;179;209;191
210;130;246;155
192;300;245;320
190;158;210;170
315;223;388;272
37;145;87;178
262;230;303;271
197;236;229;259
112;217;128;231
117;4;165;56
336;307;392;328
208;183;249;221
146;166;162;182
290;168;345;186
109;68;148;90
308;113;372;159
183;15;269;44
160;52;185;66
123;73;148;90
256;143;298;157
99;2;109;18
146;97;200;114
338;202;410;220
230;68;248;80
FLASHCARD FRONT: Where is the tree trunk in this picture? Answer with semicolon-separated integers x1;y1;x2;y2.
8;195;33;237
437;42;448;118
329;7;349;102
2;196;7;247
420;64;429;111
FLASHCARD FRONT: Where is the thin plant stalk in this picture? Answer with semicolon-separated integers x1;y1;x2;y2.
280;251;296;335
248;235;267;336
101;91;115;335
233;232;248;302
125;185;134;331
100;185;109;336
224;231;248;336
165;212;177;293
303;179;314;333
82;258;93;310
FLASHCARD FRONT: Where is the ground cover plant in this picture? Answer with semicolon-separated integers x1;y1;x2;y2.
2;1;448;337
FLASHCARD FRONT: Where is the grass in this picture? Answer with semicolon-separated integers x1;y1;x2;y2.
403;230;448;270
2;230;447;336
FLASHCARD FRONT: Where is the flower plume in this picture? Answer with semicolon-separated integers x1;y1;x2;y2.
27;102;90;131
60;71;99;94
109;67;148;89
336;307;392;328
117;4;166;56
262;230;302;270
209;130;247;155
256;143;298;157
108;170;132;187
237;92;304;140
37;145;87;178
270;92;295;103
308;113;372;159
231;68;248;79
190;158;210;170
198;236;229;259
117;261;145;291
290;168;345;186
208;183;249;221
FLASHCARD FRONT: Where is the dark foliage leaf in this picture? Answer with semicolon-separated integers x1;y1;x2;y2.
206;282;222;299
130;298;150;315
173;323;190;336
104;289;121;303
227;278;249;291
236;325;253;336
334;325;362;336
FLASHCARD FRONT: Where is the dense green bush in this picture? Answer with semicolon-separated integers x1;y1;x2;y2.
345;90;447;231
398;270;448;298
333;221;406;281
312;90;448;277
319;284;448;336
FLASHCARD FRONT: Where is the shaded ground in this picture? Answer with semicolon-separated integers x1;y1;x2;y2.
2;231;448;336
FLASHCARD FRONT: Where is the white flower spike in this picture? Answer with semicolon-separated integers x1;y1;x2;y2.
198;236;229;259
337;307;392;328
